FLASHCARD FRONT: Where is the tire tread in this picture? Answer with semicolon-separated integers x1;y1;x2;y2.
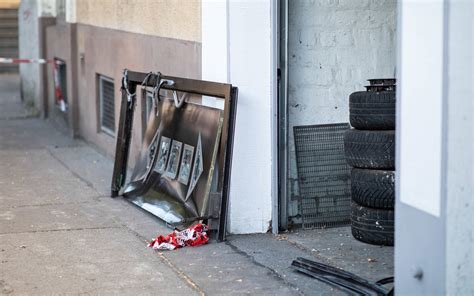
351;168;395;209
351;202;394;246
344;130;395;169
349;91;396;130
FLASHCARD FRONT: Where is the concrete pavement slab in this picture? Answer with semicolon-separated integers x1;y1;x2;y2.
48;146;115;197
0;118;81;150
227;234;340;296
97;197;171;241
0;228;198;295
286;228;394;282
0;149;99;207
0;74;34;120
164;241;298;296
0;202;119;234
0;228;160;266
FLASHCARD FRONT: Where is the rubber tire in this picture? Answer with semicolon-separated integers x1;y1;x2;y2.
349;91;396;130
344;129;395;169
351;201;394;246
351;168;395;209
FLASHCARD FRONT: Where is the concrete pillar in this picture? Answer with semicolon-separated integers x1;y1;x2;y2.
18;0;40;108
396;0;473;294
18;0;56;117
202;0;277;234
444;0;473;294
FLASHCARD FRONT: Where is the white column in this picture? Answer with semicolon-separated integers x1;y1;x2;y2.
202;0;228;109
202;0;276;233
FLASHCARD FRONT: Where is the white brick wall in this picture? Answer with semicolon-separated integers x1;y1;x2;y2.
287;0;397;209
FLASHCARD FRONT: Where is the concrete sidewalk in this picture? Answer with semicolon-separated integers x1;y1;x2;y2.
0;74;393;295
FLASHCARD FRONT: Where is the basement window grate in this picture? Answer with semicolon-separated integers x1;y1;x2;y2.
294;123;351;229
99;75;115;136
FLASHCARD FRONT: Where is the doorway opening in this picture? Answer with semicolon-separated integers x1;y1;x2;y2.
277;0;397;284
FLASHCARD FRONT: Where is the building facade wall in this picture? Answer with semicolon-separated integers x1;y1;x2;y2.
41;0;202;161
74;0;201;43
73;24;201;159
0;0;19;9
45;21;76;135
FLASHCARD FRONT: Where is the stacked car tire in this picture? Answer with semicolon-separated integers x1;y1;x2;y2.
344;82;396;246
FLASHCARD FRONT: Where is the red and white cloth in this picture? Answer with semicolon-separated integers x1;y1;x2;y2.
148;223;209;251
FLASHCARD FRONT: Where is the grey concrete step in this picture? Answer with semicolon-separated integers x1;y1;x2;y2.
0;38;18;47
0;9;18;63
0;41;18;48
0;24;18;31
0;9;18;18
0;15;17;21
0;48;18;56
0;30;18;38
0;65;19;73
0;21;18;29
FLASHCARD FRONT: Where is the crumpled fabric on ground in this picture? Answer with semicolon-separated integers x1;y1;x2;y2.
148;223;209;250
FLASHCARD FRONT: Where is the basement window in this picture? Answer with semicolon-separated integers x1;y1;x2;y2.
98;75;115;136
53;58;68;112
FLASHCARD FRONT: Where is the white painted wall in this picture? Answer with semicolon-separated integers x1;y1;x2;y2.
287;0;397;205
19;0;40;108
202;0;275;233
37;0;56;17
445;0;473;293
201;0;227;109
65;0;75;23
396;0;473;293
399;0;444;217
19;0;56;113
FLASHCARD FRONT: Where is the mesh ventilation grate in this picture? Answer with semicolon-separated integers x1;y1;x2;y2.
294;123;351;229
100;76;115;135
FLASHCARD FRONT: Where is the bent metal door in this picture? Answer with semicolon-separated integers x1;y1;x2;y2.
111;70;237;241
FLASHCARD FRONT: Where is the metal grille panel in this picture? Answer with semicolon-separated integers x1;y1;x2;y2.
99;76;115;135
294;123;351;229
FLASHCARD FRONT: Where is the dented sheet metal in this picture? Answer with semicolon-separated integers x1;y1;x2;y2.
111;70;237;241
123;98;223;225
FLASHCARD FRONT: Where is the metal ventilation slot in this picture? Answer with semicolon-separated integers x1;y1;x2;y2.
294;123;351;229
99;75;115;135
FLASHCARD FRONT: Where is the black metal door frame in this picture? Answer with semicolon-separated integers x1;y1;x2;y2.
111;70;238;241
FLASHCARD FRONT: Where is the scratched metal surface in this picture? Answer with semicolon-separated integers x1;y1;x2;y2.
123;97;223;226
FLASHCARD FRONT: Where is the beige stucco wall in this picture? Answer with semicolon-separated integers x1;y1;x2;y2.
74;0;201;42
0;0;19;9
74;24;201;161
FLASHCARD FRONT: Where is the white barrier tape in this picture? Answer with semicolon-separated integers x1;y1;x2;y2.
0;57;64;65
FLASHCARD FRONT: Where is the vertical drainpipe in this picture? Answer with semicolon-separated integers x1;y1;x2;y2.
277;0;289;232
271;0;280;234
